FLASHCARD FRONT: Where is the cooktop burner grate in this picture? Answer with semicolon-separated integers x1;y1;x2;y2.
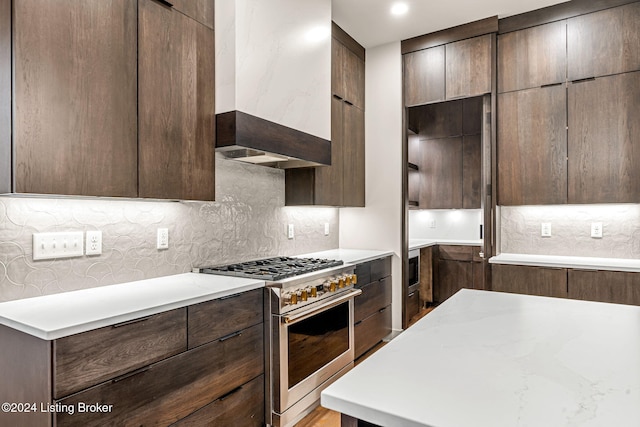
200;256;344;281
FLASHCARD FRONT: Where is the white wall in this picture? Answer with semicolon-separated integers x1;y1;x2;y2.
340;42;403;330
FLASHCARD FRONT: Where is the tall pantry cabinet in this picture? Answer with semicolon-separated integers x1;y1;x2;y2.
497;1;640;205
2;0;216;201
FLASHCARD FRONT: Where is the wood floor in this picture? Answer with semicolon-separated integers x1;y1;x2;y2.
294;307;434;427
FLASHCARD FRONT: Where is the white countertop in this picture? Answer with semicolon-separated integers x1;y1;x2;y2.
297;248;394;265
322;289;640;427
409;238;483;250
0;273;264;340
490;253;640;273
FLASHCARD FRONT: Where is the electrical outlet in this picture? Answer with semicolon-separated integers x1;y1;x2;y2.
429;219;436;228
157;228;169;249
591;222;603;238
33;232;84;260
85;230;102;256
324;223;330;236
287;224;295;239
541;223;552;237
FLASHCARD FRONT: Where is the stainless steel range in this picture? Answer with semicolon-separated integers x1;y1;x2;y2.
200;256;361;427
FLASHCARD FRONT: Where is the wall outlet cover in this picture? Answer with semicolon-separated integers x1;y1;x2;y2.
85;230;102;256
541;223;552;237
157;228;169;250
324;223;330;236
287;224;295;239
591;222;603;238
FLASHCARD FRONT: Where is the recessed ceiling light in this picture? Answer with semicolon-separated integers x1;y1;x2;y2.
390;2;409;16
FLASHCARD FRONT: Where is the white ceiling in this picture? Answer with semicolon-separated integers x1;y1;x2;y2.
332;0;570;48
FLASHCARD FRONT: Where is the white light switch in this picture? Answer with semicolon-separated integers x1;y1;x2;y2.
429;219;436;228
541;223;552;237
33;232;84;260
85;230;102;256
157;228;169;249
591;222;603;238
324;223;330;236
287;224;295;239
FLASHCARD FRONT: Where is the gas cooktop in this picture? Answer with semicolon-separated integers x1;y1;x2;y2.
199;256;344;281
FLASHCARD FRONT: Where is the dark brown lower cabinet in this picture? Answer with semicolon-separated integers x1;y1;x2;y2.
355;307;391;359
404;289;420;326
354;257;392;358
433;245;484;303
0;289;265;427
491;264;568;298
568;269;640;306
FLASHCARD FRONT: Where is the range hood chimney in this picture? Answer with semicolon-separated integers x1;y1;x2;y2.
215;0;332;168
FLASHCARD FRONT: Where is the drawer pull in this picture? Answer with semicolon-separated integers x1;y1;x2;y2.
354;320;362;326
332;94;343;100
112;367;150;383
378;307;387;313
153;0;174;7
219;293;241;301
112;315;153;328
571;77;596;84
219;331;242;342
219;386;242;401
408;292;416;297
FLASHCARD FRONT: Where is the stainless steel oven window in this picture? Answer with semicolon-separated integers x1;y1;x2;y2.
287;302;349;388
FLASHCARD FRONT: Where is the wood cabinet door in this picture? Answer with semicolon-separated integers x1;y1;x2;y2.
436;260;472;303
355;306;391;359
498;85;567;205
404;46;446;107
354;277;392;323
53;308;187;399
344;47;365;110
171;0;214;30
567;2;640;81
568;269;640;306
568;72;640;204
342;104;365;207
445;34;492;100
0;0;10;194
420;137;463;209
498;20;567;93
332;39;346;100
462;135;481;208
13;0;137;197
55;323;264;427
419;246;433;303
138;0;215;201
491;264;568;298
172;374;264;427
313;96;345;206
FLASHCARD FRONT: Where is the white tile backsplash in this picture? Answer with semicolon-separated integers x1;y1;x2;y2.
500;204;640;259
409;209;482;241
0;156;338;302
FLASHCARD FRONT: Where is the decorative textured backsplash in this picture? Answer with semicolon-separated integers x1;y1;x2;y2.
0;156;339;302
500;204;640;259
409;209;482;241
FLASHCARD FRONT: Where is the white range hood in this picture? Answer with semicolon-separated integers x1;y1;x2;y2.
215;0;332;167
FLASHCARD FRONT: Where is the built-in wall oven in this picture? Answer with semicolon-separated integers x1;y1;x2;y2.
199;257;361;427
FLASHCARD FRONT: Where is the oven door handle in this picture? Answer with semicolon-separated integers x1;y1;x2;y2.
283;289;362;325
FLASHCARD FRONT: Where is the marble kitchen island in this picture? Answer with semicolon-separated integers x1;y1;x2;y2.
321;289;640;427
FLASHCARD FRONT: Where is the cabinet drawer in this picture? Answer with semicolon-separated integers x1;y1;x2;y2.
491;264;567;298
354;261;371;286
172;374;264;427
438;245;473;261
188;288;263;348
354;306;391;359
406;289;420;325
55;323;264;427
354;276;391;323
568;269;640;306
53;308;187;399
370;256;391;282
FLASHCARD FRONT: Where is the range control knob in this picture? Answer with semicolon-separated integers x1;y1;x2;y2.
345;275;352;286
310;286;318;298
338;277;345;288
351;274;357;285
290;292;298;305
300;289;308;301
324;281;337;292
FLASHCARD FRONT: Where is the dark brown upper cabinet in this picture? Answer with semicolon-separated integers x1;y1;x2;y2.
445;34;492;100
11;0;138;197
286;25;365;207
567;2;640;81
497;20;566;93
0;0;11;194
138;0;216;201
171;0;214;30
497;85;567;205
404;46;446;107
420;137;463;209
462;135;481;209
568;72;640;204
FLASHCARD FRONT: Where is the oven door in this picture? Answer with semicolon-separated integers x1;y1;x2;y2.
408;249;420;293
272;289;361;416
